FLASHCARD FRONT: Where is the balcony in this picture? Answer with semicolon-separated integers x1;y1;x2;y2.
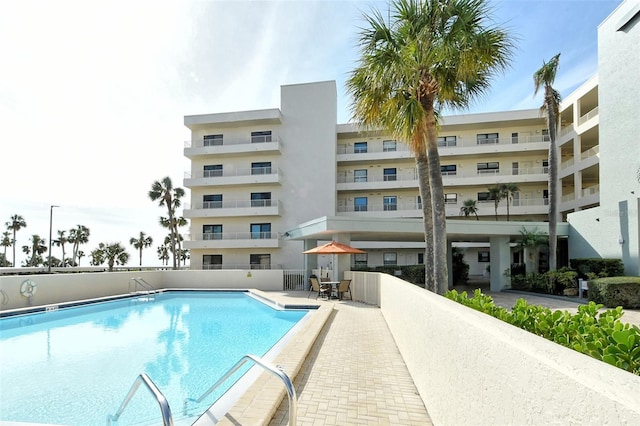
337;144;414;163
183;232;280;250
337;198;549;218
578;106;599;127
184;136;281;158
183;199;281;218
560;185;600;212
337;171;418;190
184;167;281;188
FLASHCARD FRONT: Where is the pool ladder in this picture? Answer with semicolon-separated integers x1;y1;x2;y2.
129;277;156;299
107;354;297;426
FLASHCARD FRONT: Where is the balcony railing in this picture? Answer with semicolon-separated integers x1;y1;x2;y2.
202;263;283;270
580;145;599;161
184;136;280;149
581;184;599;197
188;199;276;209
578;106;599;126
191;232;276;241
185;166;279;179
337;197;549;213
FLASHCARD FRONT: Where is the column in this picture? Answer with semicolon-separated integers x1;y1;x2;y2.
489;235;511;292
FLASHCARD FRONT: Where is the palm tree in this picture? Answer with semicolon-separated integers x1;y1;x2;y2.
6;214;27;267
500;183;519;221
55;230;68;267
346;0;512;294
22;234;47;266
487;186;503;221
103;242;130;272
1;231;12;264
68;225;90;266
149;177;185;270
157;244;170;266
534;53;561;271
129;231;153;266
459;199;479;220
77;250;85;266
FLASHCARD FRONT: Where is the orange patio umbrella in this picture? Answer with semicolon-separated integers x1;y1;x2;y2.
303;241;365;281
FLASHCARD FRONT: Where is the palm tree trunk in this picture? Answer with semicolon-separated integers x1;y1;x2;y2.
424;106;448;295
547;88;558;271
416;151;435;290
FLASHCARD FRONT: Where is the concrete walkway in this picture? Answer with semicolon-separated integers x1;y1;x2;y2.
269;298;432;426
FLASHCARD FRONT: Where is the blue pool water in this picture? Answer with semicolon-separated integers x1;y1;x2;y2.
0;291;309;425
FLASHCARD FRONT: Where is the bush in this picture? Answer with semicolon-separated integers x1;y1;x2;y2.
588;277;640;308
570;258;624;279
445;289;640;375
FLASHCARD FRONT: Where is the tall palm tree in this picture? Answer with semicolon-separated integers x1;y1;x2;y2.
149;177;185;270
487;186;503;221
346;0;512;294
459;199;479;220
55;230;68;267
534;53;561;271
22;234;47;266
157;244;170;266
102;242;130;272
129;232;153;266
6;214;27;267
1;231;12;263
68;225;90;266
500;183;519;221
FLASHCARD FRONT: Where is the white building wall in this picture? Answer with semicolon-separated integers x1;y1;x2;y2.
568;0;640;275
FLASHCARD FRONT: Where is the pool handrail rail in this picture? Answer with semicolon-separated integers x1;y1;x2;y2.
129;277;156;295
184;353;297;426
107;372;173;426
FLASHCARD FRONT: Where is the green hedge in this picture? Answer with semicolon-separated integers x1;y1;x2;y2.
588;277;640;308
445;289;640;375
569;258;624;279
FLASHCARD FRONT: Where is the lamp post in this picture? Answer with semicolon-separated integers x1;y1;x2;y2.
48;205;59;273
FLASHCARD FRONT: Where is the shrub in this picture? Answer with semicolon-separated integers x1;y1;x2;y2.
445;289;640;375
570;258;624;279
588;277;640;308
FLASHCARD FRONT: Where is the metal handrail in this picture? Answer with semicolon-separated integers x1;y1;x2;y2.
107;373;173;426
130;277;155;295
0;289;8;305
183;354;297;426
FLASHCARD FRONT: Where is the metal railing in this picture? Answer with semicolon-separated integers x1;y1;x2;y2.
183;354;297;426
0;289;8;305
130;277;156;296
184;136;280;149
184;167;280;179
107;373;173;426
186;199;278;210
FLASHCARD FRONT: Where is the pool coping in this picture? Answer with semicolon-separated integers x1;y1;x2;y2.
194;290;334;426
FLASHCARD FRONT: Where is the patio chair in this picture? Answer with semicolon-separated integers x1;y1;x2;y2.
308;275;332;299
336;279;352;301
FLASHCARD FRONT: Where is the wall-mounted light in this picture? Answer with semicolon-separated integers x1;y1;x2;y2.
247;272;252;278
618;236;625;245
596;218;600;222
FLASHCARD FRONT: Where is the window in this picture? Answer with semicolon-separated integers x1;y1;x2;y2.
204;134;223;146
444;193;457;204
251;161;272;175
203;254;222;269
250;223;271;239
476;133;499;144
543;189;549;205
478;251;490;262
511;132;519;144
477;192;491;202
354;169;367;183
250;254;271;269
512;162;519;175
251;130;272;143
383;140;397;152
437;135;457;147
441;164;457;175
542;159;549;173
383;196;397;211
383;252;397;266
354;197;368;212
204;164;223;177
203;194;222;209
203;224;222;240
417;195;422;209
383;168;397;181
354;142;367;154
354;253;368;267
477;162;499;174
542;129;550;142
251;192;271;207
417;253;424;265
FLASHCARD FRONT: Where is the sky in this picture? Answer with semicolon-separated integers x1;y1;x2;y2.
0;0;624;267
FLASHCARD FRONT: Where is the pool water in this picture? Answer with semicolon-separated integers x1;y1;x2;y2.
0;291;309;425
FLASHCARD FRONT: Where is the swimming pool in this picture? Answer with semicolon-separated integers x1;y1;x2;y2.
0;291;310;425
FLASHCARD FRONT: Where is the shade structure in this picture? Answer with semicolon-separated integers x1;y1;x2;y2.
303;241;365;254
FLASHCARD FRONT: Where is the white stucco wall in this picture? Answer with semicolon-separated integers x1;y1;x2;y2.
363;272;640;425
568;1;640;276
